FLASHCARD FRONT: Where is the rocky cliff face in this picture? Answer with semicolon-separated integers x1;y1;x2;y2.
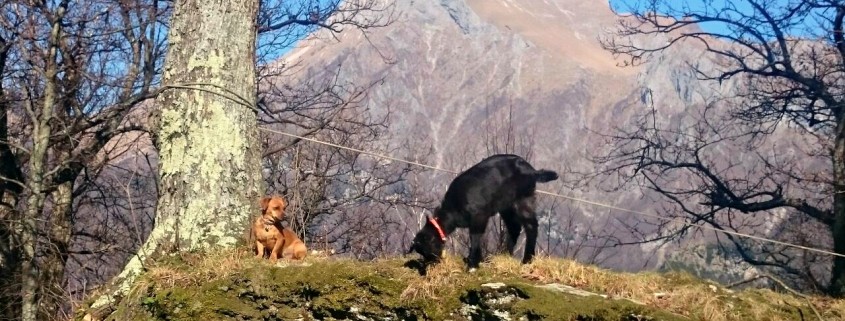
276;0;743;271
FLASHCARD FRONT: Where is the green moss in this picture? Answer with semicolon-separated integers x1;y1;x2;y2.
108;261;418;320
98;254;840;321
506;284;689;321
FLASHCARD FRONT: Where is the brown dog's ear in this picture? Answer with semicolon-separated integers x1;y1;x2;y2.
259;196;271;213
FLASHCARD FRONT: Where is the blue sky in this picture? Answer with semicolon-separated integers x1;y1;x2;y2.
257;0;340;65
609;0;751;33
269;0;811;62
606;0;818;40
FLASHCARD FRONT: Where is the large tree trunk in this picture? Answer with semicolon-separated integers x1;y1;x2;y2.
40;180;74;320
19;3;67;319
830;121;845;297
0;37;23;321
0;192;21;321
88;0;263;316
20;86;53;321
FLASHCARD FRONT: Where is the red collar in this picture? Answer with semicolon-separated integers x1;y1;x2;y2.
428;217;447;242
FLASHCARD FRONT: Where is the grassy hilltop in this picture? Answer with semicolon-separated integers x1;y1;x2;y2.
80;248;845;321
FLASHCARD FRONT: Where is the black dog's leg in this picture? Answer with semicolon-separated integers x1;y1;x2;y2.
468;228;485;271
516;196;539;264
522;216;539;264
500;208;522;255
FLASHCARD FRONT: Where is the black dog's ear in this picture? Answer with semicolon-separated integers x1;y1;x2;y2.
402;259;428;276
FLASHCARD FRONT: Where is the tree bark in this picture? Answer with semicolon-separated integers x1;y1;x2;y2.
0;193;21;321
830;11;845;291
40;180;73;319
19;2;68;319
830;120;845;297
88;0;263;316
0;36;22;321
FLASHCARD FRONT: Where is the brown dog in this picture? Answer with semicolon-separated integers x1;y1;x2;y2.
253;195;307;261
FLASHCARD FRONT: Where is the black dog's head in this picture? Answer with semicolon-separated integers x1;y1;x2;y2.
405;215;446;275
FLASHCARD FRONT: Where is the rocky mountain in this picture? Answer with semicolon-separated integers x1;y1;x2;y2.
274;0;745;272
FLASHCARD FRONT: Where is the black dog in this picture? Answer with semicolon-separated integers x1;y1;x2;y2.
406;154;558;275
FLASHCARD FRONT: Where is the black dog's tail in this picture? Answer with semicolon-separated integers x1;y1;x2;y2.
513;157;559;183
533;169;559;183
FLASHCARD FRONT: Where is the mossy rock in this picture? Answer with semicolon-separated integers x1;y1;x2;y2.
107;270;686;320
90;252;841;321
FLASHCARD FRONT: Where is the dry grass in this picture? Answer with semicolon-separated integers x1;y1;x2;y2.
125;249;844;321
399;254;467;301
142;246;331;289
483;254;843;321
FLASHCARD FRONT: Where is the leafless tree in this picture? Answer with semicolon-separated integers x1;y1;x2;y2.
481;102;536;255
258;72;422;257
248;0;402;258
0;0;396;320
255;0;396;81
590;0;845;295
0;1;166;319
418;101;615;266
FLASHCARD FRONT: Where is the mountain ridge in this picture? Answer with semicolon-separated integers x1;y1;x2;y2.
273;0;744;272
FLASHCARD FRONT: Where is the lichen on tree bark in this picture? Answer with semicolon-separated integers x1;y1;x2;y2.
89;0;264;314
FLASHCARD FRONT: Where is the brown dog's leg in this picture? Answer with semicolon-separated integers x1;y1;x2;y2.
282;241;307;260
270;238;285;262
255;241;265;259
292;242;307;260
